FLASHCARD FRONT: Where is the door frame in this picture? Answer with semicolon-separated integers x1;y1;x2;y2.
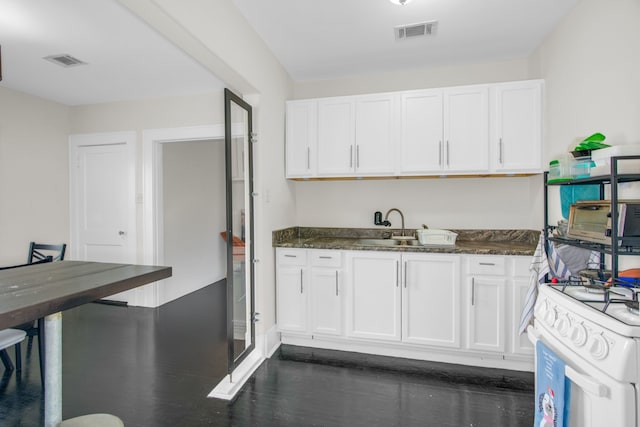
69;131;138;300
142;125;225;307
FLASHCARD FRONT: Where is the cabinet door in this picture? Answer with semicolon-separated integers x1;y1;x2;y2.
354;94;397;176
467;276;505;352
285;100;317;178
399;89;444;174
491;80;542;173
402;254;461;348
276;265;308;333
346;251;401;341
310;268;342;336
443;86;489;173
317;97;355;176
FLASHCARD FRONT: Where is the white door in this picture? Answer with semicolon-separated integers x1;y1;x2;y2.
70;132;137;303
402;253;461;348
310;268;342;336
443;85;489;173
276;265;308;333
467;276;506;352
317;97;355;176
491;80;543;173
400;89;444;174
346;251;401;341
285;100;317;178
354;94;396;176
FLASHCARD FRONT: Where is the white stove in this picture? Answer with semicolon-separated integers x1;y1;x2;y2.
531;283;640;427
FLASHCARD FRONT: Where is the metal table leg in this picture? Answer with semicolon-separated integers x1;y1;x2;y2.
44;312;62;427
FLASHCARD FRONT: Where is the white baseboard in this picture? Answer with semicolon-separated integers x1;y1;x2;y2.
208;350;264;401
261;324;281;358
281;334;534;372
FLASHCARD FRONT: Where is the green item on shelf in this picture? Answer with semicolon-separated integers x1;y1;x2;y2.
574;132;610;151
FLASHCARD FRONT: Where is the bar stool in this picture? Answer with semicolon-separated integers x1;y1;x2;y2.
60;414;124;426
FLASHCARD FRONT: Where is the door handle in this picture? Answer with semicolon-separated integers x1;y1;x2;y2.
498;138;503;164
335;270;339;296
404;261;407;288
349;145;354;168
300;269;303;293
396;260;399;288
356;145;360;169
439;141;443;166
307;147;311;170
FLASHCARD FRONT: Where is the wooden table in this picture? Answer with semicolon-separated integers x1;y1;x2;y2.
0;261;172;427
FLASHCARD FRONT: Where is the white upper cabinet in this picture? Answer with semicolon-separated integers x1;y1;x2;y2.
399;89;444;174
443;85;490;173
285;100;317;178
317;97;356;176
354;94;397;176
285;79;542;179
490;80;543;173
315;94;396;177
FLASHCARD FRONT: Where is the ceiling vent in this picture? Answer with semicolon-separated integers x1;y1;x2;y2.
394;21;438;41
43;54;87;68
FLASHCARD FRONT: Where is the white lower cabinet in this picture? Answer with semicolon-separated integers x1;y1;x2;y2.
346;251;401;341
276;248;533;370
465;256;506;353
276;249;308;333
402;253;460;347
309;251;343;336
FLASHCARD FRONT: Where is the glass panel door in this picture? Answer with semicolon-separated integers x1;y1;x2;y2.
224;88;255;373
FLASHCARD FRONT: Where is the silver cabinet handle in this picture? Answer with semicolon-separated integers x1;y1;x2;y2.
284;254;297;258
446;140;450;166
335;270;339;296
396;260;400;288
319;256;332;259
356;145;360;169
471;277;475;306
404;261;407;288
498;138;503;165
307;147;311;170
300;269;303;293
439;141;443;166
349;145;353;168
118;231;126;236
479;262;495;266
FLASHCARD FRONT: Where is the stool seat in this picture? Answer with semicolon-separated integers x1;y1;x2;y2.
60;413;124;427
0;329;26;348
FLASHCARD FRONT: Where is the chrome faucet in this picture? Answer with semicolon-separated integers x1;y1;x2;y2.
384;208;406;237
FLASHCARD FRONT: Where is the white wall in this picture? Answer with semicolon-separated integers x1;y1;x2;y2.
532;0;640;223
162;139;226;304
0;87;70;265
121;0;296;336
69;92;224;264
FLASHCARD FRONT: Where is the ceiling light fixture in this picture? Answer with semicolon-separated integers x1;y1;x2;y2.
389;0;413;5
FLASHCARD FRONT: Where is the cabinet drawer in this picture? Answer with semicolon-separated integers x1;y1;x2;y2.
310;250;342;267
467;256;505;276
277;249;307;266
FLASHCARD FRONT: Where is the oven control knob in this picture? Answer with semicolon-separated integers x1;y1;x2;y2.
543;307;557;326
555;315;571;337
569;323;588;347
588;335;609;360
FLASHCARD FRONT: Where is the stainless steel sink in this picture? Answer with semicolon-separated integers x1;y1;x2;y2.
355;238;421;247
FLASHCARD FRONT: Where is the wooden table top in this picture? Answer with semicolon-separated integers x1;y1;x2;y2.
0;261;172;329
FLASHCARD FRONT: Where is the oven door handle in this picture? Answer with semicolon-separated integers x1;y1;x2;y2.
527;326;610;398
565;366;610;398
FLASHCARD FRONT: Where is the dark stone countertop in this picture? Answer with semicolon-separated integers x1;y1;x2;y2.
273;227;539;256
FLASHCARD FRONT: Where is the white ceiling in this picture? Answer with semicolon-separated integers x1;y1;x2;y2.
0;0;224;106
232;0;579;81
0;0;579;106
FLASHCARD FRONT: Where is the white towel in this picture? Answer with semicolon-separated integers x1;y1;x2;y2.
517;232;600;335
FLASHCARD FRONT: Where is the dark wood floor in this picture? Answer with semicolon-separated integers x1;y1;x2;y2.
0;281;534;426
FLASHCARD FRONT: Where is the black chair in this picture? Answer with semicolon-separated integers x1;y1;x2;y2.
14;243;66;386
